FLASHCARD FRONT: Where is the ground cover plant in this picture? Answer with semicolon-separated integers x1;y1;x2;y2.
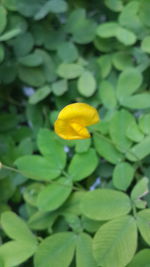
0;0;150;266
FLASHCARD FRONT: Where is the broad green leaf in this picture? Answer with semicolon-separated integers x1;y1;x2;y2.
23;183;44;206
121;93;150;109
117;68;143;101
0;240;37;267
141;36;150;53
34;232;76;267
37;177;72;212
37;129;66;170
81;216;101;233
61;191;85;216
57;63;84;79
139;0;150;27
113;162;135;191
126;136;150;161
139;113;150;135
75;138;91;153
137;209;150;245
97;22;119;38
127;249;150;267
93;216;137;267
29;85;51;104
77;71;96;97
112;51;133;71
93;133;124;164
99;80;117;109
81;189;131;220
0;28;21;41
0;6;7;34
15;155;60;181
76;233;96;267
17;0;45;17
109;109;133;152
1;211;37;243
10;32;34;57
97;54;112;78
57;41;78;62
68;148;98;181
105;0;123;12
52;79;68;96
116;27;136;45
28;211;57;230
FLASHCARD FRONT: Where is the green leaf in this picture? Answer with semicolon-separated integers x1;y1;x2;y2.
52;79;68;96
28;211;57;230
18;66;45;87
37;177;72;212
1;211;37;243
75;138;91;153
126;136;150;161
109;109;133;152
139;0;150;27
127;249;150;267
99;80;117;109
18;51;43;67
57;63;84;79
126;119;144;143
68;148;98;181
34;232;76;267
34;0;68;20
93;216;137;267
37;129;66;170
131;177;149;209
113;162;134;191
15;155;61;181
139;113;150;135
0;6;7;35
81;189;131;220
0;240;37;267
0;28;21;41
17;0;45;17
104;0;123;12
97;22;119;38
112;51;133;71
93;134;124;164
117;68;143;101
116;27;136;45
97;54;112;78
141;36;150;53
29;85;51;104
10;32;34;57
77;71;96;97
121;93;150;109
57;41;78;62
76;233;96;267
0;44;4;63
137;209;150;245
1;0;18;11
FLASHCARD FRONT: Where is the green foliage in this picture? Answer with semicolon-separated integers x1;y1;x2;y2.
0;0;150;266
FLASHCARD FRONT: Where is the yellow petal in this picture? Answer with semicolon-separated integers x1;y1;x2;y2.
54;103;100;140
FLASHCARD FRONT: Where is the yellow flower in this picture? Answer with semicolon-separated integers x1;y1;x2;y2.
54;103;100;140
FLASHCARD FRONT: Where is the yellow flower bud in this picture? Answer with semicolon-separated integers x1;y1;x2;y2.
54;103;100;140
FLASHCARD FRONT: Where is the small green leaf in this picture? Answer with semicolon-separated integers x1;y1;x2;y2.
139;113;150;135
116;27;136;45
18;66;45;87
93;216;137;267
126;120;144;143
0;44;4;63
81;189;131;221
37;177;72;212
97;22;119;38
131;177;149;209
18;51;43;67
121;93;150;109
139;0;150;27
126;136;150;161
34;232;76;267
77;71;96;97
52;79;68;96
137;209;150;245
57;41;78;62
75;138;91;153
68;148;98;181
94;134;124;164
76;233;96;267
112;51;133;71
113;162;134;191
29;85;51;104
141;36;150;53
105;0;123;12
117;68;143;101
99;80;117;109
57;63;84;79
97;55;112;78
0;28;21;41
